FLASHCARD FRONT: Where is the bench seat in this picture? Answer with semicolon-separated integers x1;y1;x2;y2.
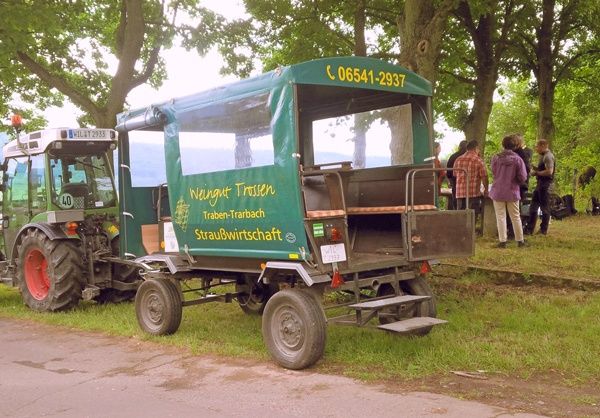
306;205;436;219
346;205;436;214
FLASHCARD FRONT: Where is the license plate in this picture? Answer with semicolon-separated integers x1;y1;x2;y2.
320;243;347;264
68;129;110;139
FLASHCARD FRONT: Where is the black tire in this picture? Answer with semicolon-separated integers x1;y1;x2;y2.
262;288;326;370
16;229;83;312
377;277;436;336
94;237;140;304
236;281;278;315
135;279;182;335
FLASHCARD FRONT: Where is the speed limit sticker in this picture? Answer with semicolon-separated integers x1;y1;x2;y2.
59;193;74;209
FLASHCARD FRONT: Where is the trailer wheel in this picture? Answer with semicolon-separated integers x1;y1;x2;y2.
377;277;437;335
135;279;182;335
262;289;326;370
16;229;83;312
236;281;278;315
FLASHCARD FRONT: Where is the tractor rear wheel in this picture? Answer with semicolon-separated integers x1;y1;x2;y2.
16;229;83;312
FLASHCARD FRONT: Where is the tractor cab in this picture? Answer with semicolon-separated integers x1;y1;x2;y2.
0;127;118;258
0;125;135;312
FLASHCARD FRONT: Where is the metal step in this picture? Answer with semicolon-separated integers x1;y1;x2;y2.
377;317;447;333
348;295;430;310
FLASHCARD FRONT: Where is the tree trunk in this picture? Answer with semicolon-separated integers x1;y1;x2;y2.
455;2;506;156
398;0;455;84
389;104;413;165
535;0;556;145
353;0;367;168
463;73;496;152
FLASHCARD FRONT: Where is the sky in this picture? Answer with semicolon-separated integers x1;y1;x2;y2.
42;0;462;159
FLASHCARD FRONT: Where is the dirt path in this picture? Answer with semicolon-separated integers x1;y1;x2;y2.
0;318;545;418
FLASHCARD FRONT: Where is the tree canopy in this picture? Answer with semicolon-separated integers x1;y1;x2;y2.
3;0;600;203
0;0;218;129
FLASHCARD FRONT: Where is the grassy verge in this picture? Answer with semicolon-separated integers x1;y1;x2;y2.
2;274;599;387
447;214;600;281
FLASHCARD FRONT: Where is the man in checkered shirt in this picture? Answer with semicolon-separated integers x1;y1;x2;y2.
454;140;489;211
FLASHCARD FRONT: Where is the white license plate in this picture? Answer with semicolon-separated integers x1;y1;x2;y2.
320;243;347;264
68;129;110;139
163;222;179;253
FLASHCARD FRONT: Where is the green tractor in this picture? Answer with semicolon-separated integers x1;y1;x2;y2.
0;119;139;311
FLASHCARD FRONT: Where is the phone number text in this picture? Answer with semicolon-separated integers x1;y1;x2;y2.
326;65;406;88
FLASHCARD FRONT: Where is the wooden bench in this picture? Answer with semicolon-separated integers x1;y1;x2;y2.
306;205;436;219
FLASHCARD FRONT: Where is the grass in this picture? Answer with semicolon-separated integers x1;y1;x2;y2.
1;212;599;402
448;214;600;281
1;275;599;386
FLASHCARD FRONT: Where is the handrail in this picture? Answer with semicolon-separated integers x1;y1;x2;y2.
404;167;470;212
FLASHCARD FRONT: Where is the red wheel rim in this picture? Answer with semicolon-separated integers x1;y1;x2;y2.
24;249;50;300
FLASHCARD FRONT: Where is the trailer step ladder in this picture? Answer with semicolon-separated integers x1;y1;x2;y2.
330;294;447;334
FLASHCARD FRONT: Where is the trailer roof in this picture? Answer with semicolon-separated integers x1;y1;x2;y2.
116;56;432;132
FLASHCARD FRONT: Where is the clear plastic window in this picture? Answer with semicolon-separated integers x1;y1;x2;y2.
312;104;414;169
128;130;167;187
178;93;274;175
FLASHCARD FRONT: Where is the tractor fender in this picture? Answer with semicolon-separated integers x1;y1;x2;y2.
10;223;76;261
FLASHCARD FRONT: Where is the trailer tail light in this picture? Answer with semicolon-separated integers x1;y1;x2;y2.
420;260;432;274
328;226;343;242
331;269;344;288
65;221;79;235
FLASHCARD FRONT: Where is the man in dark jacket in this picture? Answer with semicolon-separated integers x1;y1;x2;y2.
525;139;555;235
446;140;467;210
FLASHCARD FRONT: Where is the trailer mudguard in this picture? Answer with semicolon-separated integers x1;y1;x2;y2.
258;261;331;287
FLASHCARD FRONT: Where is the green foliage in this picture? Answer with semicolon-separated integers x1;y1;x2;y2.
486;74;600;200
186;0;402;78
487;79;538;151
0;0;217;127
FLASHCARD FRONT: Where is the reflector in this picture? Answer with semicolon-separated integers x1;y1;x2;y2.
331;269;344;288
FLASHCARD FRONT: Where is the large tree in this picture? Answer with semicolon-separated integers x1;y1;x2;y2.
0;0;217;129
436;0;523;153
511;0;600;144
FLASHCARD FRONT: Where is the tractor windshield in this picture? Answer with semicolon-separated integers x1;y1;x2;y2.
49;153;117;210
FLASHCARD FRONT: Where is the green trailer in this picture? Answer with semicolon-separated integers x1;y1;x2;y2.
116;56;475;370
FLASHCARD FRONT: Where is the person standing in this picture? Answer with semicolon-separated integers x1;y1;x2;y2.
526;139;555;235
507;134;532;237
490;135;528;248
433;141;446;193
446;140;468;209
454;140;489;219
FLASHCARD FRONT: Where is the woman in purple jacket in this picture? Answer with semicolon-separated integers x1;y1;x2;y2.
490;135;528;248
